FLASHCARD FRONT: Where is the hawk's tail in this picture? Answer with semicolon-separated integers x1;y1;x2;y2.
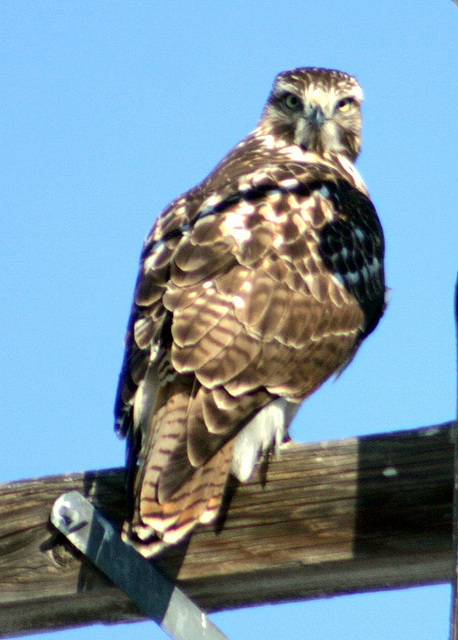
122;376;235;558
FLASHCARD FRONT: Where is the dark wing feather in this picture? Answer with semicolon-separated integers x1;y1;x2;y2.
114;154;385;555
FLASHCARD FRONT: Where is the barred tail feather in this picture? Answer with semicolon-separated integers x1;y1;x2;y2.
123;442;234;556
122;374;235;557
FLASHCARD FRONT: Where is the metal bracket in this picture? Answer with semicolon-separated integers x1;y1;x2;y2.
51;491;230;640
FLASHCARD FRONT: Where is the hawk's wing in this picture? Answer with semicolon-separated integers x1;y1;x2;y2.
115;159;385;556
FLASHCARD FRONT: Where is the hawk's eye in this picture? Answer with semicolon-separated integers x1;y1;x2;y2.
335;97;356;113
283;93;302;111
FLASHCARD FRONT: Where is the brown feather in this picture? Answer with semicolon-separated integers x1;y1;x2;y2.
115;68;386;557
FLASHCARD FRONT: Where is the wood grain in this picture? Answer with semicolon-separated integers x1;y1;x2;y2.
0;421;454;637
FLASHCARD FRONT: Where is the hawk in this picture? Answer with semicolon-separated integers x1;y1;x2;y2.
115;67;386;557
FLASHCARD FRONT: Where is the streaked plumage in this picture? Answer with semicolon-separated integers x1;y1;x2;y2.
115;67;386;557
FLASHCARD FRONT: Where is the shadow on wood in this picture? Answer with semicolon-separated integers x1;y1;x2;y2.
0;421;454;638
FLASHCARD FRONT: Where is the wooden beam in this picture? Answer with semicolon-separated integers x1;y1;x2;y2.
0;421;455;638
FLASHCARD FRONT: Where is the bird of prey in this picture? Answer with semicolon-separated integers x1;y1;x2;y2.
115;67;386;557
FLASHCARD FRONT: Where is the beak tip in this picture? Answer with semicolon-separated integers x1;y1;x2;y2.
309;105;326;127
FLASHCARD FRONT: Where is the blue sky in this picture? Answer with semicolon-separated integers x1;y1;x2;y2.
1;2;457;639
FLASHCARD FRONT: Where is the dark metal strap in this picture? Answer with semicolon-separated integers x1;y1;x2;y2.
51;491;230;640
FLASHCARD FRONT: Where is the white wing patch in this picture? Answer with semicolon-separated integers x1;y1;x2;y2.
231;398;298;482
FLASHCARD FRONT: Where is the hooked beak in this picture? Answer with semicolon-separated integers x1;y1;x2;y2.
308;104;326;127
294;103;328;151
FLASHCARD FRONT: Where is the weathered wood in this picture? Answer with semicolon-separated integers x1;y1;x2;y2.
0;421;455;638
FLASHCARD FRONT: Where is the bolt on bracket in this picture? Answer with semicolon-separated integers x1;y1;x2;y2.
51;491;230;640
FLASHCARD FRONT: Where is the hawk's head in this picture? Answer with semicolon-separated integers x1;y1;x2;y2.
259;67;363;162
